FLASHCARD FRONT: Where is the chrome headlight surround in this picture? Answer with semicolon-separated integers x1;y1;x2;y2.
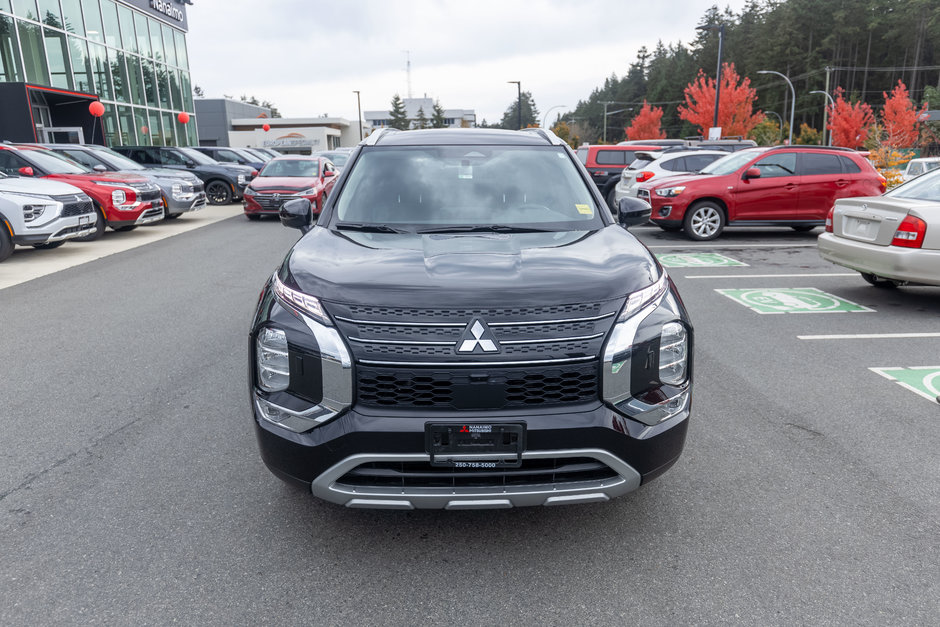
655;186;685;198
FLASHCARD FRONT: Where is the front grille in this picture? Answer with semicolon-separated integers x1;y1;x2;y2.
55;194;94;217
337;457;618;490
253;191;302;211
356;363;599;409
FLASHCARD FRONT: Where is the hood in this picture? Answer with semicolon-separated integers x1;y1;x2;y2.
50;172;151;185
250;176;318;191
0;177;86;195
143;168;201;183
643;173;711;190
282;225;660;308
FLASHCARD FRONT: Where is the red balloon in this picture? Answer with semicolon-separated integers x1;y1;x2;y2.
262;124;271;132
177;112;190;124
141;126;149;134
88;101;105;117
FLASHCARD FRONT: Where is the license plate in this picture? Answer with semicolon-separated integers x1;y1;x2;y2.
846;216;876;238
426;423;525;468
78;215;90;226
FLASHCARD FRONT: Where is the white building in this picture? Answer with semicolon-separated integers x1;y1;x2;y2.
364;97;475;129
226;117;370;155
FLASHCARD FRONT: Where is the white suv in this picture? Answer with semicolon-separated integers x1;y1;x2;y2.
614;149;727;205
0;172;97;262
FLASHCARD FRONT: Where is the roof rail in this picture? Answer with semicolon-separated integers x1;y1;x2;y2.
520;127;566;146
765;144;856;153
362;127;399;146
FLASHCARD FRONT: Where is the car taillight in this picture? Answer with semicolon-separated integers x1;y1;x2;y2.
825;207;834;233
891;215;926;248
878;176;887;193
636;171;654;183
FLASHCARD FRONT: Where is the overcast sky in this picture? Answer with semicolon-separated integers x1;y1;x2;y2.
186;0;750;125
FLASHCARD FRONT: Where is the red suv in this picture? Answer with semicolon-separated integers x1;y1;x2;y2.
638;146;886;240
576;144;663;209
0;145;163;240
242;156;338;220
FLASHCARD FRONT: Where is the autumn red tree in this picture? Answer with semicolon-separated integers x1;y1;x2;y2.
624;101;666;140
827;88;874;149
677;63;763;138
881;80;928;148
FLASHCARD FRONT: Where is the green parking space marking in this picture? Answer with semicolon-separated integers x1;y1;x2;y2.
870;367;940;404
716;287;874;314
656;252;748;268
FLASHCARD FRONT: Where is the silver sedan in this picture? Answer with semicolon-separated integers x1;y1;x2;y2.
818;168;940;287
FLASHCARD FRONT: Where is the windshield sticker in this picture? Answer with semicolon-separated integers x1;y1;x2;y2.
576;204;593;216
458;160;473;180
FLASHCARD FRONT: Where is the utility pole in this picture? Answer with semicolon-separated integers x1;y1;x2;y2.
507;81;521;129
352;90;362;141
403;50;412;99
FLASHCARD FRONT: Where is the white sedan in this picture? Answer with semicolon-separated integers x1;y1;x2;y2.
818;168;940;287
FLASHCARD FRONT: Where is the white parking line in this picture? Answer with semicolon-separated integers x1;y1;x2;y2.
647;243;817;249
686;273;855;279
798;333;940;340
0;204;243;291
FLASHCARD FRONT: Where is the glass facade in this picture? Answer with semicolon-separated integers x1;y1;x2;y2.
0;0;195;146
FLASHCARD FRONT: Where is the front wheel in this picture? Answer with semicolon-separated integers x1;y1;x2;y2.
206;180;232;205
683;202;725;241
113;225;137;232
0;221;13;262
32;241;65;250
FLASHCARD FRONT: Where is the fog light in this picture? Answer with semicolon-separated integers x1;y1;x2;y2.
659;206;672;218
256;327;289;391
254;394;339;433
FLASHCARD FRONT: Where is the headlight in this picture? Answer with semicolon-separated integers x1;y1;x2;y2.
655;186;685;197
658;322;689;385
243;187;256;196
272;273;332;326
111;189;127;205
256;327;289;392
618;274;668;322
23;204;49;222
171;183;182;196
237;174;248;185
299;187;318;195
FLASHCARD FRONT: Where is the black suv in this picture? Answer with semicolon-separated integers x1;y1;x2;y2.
113;146;255;205
189;146;266;171
250;128;693;509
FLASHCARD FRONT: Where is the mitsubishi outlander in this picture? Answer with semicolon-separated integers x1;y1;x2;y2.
249;128;693;509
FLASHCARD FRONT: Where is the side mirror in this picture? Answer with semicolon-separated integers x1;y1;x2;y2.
18;166;35;177
744;167;761;179
184;159;196;167
251;170;258;177
324;170;336;177
93;164;107;173
617;196;652;228
280;198;313;233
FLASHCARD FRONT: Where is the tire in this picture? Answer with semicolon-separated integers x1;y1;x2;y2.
32;241;65;250
206;180;233;205
164;212;182;220
657;224;682;232
73;207;106;242
245;213;261;221
683;201;726;241
606;188;617;212
0;221;13;263
791;225;816;232
113;225;137;232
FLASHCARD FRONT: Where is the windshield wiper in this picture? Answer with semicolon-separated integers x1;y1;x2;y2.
416;224;554;234
335;222;411;234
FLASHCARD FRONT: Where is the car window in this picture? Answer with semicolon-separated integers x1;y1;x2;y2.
216;149;243;163
686;154;723;171
887;170;940;201
661;157;684;171
19;149;89;174
179;148;218;165
802;153;842;175
838;155;861;174
595;150;626;165
754;152;797;178
127;148;157;164
259;159;319;177
59;149;102;169
92;147;145;170
333;146;603;231
700;150;761;176
160;149;189;166
0;150;30;175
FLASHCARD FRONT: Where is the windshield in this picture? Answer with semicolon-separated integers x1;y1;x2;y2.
887;169;940;201
259;159;319;177
332;145;604;232
23;149;90;174
245;148;272;161
699;150;761;176
92;146;145;170
179;148;218;165
318;152;349;167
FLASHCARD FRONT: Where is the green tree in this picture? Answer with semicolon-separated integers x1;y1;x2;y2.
388;94;410;130
432;100;447;128
499;91;539;129
414;106;429;129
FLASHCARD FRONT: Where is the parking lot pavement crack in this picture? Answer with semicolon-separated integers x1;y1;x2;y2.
0;412;147;504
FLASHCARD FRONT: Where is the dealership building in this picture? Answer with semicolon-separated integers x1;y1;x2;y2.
0;0;196;146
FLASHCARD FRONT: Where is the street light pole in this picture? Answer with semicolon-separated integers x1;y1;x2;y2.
352;90;362;141
696;23;725;135
810;89;835;146
507;81;522;129
758;70;795;145
542;105;567;129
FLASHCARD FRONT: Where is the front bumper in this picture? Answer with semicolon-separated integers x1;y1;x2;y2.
108;203;165;228
818;232;940;286
164;191;208;215
14;214;98;244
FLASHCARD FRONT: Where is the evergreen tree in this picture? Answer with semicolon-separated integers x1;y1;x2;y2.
432;100;447;128
388;94;410;130
499;91;539;129
414;106;430;129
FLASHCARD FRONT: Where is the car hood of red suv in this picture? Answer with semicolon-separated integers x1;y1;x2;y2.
249;176;318;192
45;171;151;186
642;172;713;190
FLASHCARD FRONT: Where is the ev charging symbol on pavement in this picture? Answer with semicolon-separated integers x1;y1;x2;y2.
870;367;940;405
657;253;748;268
717;288;873;314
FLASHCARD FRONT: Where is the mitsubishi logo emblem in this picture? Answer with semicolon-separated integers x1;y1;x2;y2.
273;193;281;201
456;319;500;354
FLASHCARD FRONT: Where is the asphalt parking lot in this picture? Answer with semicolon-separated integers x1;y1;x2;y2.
1;216;937;624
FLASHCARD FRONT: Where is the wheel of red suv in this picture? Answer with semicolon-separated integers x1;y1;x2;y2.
683;201;725;241
206;180;232;205
73;206;106;242
0;221;13;262
32;241;65;250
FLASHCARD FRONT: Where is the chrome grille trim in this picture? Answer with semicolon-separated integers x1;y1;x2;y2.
358;356;597;367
